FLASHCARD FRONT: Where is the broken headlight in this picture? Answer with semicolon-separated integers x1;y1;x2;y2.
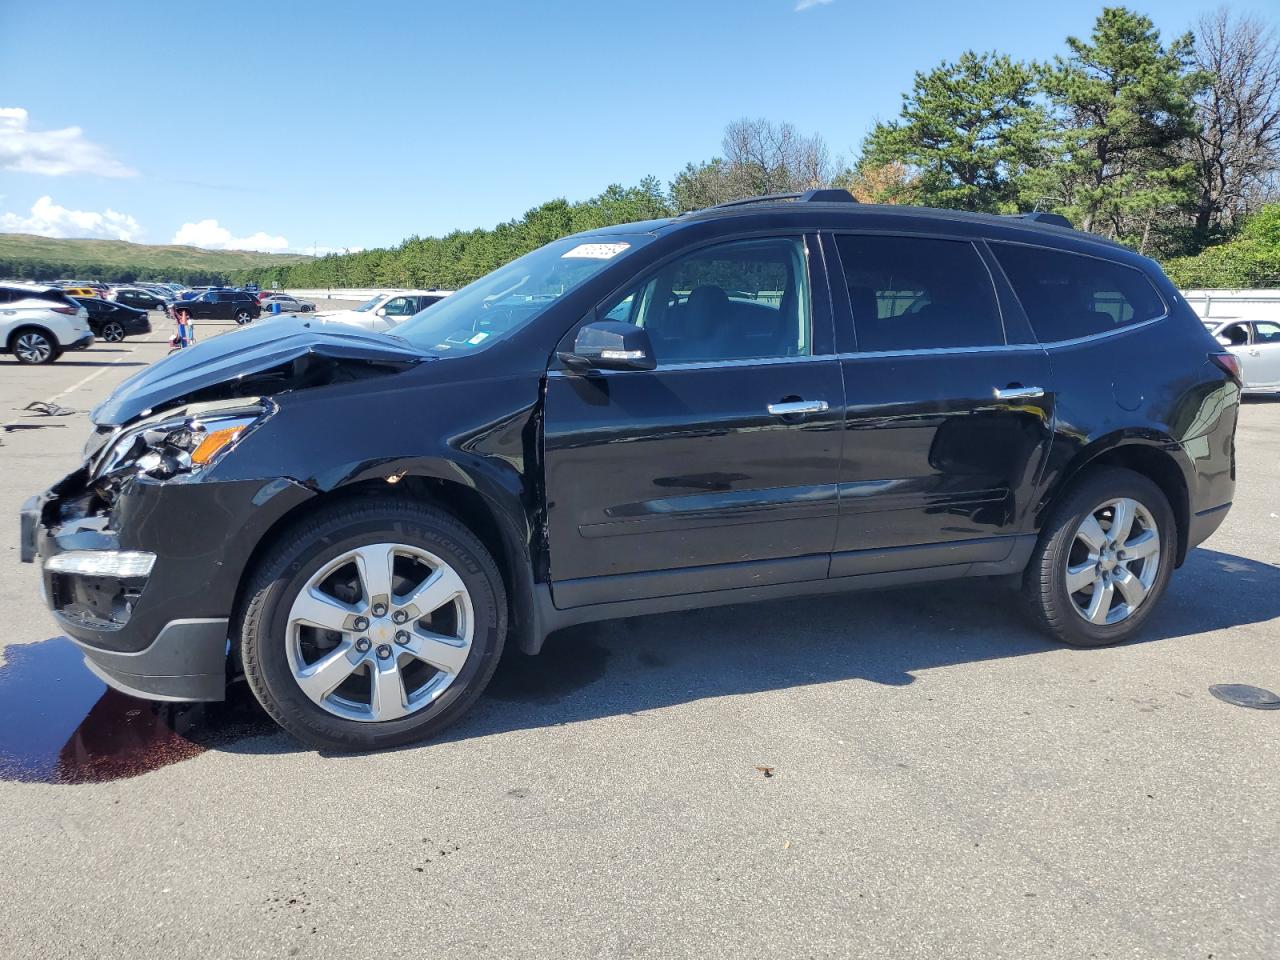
92;406;266;485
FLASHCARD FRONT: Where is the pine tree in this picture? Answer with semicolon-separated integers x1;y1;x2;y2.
861;51;1049;212
1030;6;1206;250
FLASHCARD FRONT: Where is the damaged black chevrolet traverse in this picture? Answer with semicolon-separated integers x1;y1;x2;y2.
22;190;1240;750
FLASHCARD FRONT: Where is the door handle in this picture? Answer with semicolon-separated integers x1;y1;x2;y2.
993;385;1045;400
1249;349;1261;356
767;400;829;416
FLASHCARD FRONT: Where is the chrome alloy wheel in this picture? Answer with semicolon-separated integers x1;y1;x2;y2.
102;321;125;343
14;331;53;363
1064;497;1161;625
285;543;473;722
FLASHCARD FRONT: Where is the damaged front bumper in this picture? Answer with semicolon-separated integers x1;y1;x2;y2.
21;465;314;702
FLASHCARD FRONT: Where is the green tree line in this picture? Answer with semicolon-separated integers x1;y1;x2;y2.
1;257;241;286
187;7;1280;290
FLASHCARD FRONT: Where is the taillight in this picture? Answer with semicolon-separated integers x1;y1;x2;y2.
1210;351;1242;385
51;305;77;315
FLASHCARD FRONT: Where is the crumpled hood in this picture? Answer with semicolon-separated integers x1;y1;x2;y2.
92;316;426;426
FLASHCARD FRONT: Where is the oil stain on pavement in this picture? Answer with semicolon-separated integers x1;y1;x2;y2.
0;636;275;784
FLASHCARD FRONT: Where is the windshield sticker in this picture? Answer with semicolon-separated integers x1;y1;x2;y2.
561;242;630;260
468;332;489;345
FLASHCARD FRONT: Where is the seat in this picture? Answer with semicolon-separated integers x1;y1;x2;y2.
670;286;730;360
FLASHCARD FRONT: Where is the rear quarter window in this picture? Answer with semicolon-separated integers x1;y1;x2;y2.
992;243;1166;344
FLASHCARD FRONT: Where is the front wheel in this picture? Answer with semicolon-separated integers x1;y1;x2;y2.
239;498;508;750
234;310;253;325
102;321;126;343
1022;467;1175;647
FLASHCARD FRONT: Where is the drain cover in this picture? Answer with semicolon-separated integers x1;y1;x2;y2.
1209;684;1280;710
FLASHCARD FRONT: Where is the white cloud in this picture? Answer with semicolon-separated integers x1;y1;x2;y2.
0;107;136;178
795;0;833;10
0;195;143;241
171;219;290;253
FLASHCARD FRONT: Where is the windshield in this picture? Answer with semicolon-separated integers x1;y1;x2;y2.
394;235;647;354
354;294;387;313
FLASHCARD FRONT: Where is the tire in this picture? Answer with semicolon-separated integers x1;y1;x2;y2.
235;310;253;325
1022;466;1176;647
239;497;508;750
10;327;60;364
102;321;126;343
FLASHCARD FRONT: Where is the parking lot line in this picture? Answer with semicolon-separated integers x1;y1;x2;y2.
49;332;161;404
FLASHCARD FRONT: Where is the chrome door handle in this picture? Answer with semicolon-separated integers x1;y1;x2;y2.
993;385;1045;400
767;400;829;416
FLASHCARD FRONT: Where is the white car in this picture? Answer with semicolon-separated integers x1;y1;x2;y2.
0;284;94;364
1207;318;1280;394
317;290;452;332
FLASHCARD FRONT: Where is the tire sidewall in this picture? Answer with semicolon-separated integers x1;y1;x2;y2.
1041;471;1176;646
244;508;505;749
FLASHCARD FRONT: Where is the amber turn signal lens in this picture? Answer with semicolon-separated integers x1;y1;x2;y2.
191;426;246;464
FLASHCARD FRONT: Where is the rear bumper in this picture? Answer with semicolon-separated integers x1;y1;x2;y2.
67;332;95;351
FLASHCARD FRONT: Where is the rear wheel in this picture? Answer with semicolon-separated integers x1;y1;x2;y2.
239;498;507;750
1022;467;1175;647
10;327;60;364
102;321;126;343
235;309;253;325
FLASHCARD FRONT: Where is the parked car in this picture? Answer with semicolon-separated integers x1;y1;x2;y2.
170;289;262;324
20;191;1240;750
1;284;94;363
260;294;316;313
1205;318;1280;394
317;290;451;332
61;285;100;299
111;287;170;314
73;296;153;342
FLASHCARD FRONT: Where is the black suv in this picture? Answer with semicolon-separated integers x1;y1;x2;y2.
172;289;261;324
21;191;1240;751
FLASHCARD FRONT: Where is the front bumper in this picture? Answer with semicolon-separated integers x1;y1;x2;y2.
21;465;313;703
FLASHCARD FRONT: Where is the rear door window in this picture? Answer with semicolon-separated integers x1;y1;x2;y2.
832;235;1005;352
991;243;1166;343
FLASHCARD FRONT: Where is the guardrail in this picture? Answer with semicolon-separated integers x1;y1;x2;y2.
1181;289;1280;323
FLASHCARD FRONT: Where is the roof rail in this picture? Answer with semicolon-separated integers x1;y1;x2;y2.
1006;211;1074;229
697;187;858;213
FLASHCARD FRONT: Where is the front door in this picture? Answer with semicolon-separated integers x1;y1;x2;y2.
543;235;844;608
825;232;1054;576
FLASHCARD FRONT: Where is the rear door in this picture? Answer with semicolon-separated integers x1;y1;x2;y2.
825;232;1054;576
542;234;844;608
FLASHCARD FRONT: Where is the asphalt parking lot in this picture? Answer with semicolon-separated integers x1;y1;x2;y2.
0;322;1276;960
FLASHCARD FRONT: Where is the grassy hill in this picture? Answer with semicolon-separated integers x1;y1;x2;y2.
0;233;310;284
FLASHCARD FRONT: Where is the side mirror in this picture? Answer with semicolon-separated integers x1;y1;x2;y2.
375;307;387;317
558;320;656;372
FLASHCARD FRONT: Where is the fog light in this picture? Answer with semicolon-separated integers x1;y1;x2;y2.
44;550;156;578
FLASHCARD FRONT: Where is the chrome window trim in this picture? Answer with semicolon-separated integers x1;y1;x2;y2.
1038;313;1167;350
546;312;1169;375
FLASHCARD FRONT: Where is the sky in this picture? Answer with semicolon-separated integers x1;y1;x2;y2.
0;0;1273;255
